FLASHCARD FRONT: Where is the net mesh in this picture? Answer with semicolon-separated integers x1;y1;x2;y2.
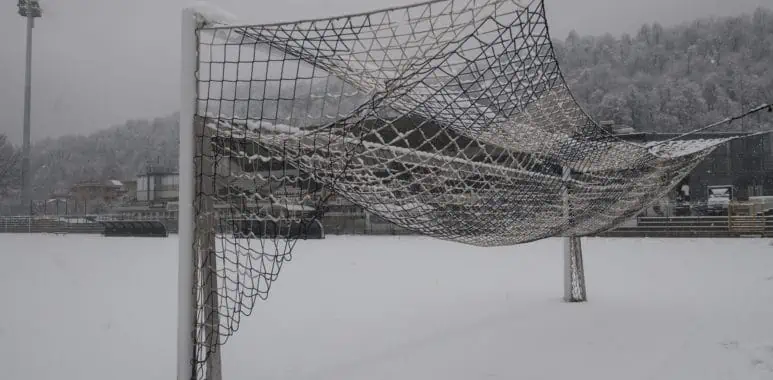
187;0;759;378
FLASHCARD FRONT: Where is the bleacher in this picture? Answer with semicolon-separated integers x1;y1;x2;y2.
0;216;104;234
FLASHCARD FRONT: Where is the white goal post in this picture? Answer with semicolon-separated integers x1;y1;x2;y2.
178;8;197;380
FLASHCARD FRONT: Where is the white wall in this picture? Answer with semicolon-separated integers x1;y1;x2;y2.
136;175;150;201
136;174;178;202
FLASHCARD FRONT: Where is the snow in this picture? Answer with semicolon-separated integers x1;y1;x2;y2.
645;137;737;158
188;1;239;28
1;234;773;380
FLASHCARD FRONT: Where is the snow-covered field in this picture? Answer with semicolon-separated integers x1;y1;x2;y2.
1;234;772;380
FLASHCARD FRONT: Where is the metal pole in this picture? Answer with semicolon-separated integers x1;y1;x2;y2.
562;166;572;300
178;8;198;380
21;4;34;213
562;166;587;302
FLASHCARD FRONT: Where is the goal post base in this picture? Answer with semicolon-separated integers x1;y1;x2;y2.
563;236;587;303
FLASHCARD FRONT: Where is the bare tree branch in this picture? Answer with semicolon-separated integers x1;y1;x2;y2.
0;134;21;197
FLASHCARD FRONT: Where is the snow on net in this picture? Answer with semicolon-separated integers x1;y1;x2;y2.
187;0;761;378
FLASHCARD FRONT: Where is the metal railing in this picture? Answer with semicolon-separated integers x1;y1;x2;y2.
0;214;179;234
602;215;773;238
2;213;772;238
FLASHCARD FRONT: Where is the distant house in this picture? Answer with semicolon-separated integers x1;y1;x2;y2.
49;185;71;200
70;180;125;201
66;179;126;214
136;165;178;203
111;165;179;220
122;179;138;201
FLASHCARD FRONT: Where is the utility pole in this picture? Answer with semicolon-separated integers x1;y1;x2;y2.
17;0;42;213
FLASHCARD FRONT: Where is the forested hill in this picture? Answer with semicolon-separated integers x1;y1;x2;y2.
553;7;773;133
24;7;773;198
27;114;179;199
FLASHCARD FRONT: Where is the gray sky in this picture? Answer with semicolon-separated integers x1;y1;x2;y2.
0;0;769;144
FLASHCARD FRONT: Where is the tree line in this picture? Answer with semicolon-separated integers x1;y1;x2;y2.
0;7;771;202
553;7;773;132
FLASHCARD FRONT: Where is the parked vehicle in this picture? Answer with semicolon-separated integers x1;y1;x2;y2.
706;185;734;216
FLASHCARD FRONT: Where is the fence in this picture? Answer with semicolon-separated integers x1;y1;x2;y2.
0;215;179;234
600;215;773;238
0;216;103;234
2;214;771;238
320;214;414;236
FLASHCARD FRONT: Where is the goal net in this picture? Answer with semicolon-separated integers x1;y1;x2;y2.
179;0;765;378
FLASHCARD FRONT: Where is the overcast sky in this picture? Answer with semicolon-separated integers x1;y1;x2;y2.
0;0;769;144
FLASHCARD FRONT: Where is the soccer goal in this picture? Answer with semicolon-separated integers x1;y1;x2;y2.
178;0;765;379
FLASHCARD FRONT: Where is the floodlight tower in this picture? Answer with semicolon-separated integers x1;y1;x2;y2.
17;0;42;212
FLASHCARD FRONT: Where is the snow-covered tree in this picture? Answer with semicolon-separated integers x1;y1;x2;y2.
553;6;773;133
0;134;20;197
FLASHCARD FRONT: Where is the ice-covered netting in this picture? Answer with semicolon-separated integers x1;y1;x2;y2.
205;116;739;243
194;0;751;243
188;0;766;378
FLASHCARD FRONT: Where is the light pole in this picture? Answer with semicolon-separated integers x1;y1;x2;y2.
18;0;42;213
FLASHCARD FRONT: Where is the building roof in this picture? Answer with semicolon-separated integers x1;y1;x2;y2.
71;179;125;189
139;164;178;176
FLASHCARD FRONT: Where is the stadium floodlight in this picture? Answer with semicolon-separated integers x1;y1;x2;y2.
178;1;771;379
17;0;42;212
17;0;42;17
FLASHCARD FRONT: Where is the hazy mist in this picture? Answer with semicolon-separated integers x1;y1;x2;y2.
0;0;769;144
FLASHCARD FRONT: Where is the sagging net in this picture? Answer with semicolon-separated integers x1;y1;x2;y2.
187;0;765;378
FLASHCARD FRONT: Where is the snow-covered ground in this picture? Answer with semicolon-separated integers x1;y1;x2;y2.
1;234;772;380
